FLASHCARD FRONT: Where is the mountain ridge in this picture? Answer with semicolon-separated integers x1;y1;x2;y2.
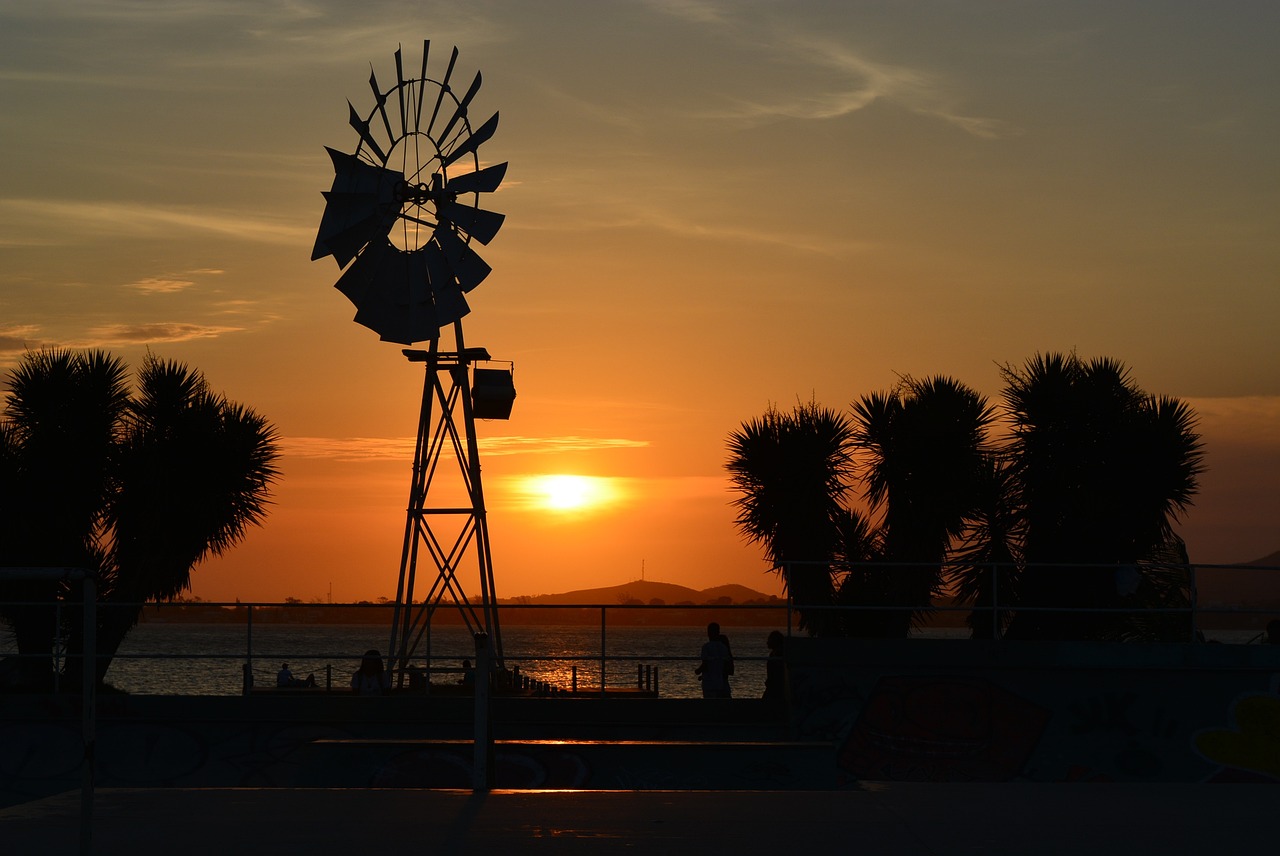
510;579;777;605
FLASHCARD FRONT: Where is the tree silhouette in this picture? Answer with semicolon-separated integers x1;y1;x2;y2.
726;354;1202;641
725;402;855;634
849;376;994;637
999;353;1203;640
0;350;278;688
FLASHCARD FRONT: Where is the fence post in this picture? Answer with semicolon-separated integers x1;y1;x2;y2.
599;606;607;696
991;562;1000;641
472;632;493;792
1189;563;1198;642
80;574;96;856
244;604;254;690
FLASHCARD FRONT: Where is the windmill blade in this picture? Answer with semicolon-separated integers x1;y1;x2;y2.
433;227;493;292
426;46;459;136
405;250;431;305
432;279;470;327
436;70;482;145
340;241;450;343
313;149;403;262
324;148;402;196
443;112;499;167
415;41;431;127
368;67;395;142
405;298;441;344
349;249;418;344
442;201;505;245
357;301;413;345
445;162;507;195
423;239;454;288
394;47;408;136
312;191;398;262
316;205;401;267
334;237;395;303
348;102;388;164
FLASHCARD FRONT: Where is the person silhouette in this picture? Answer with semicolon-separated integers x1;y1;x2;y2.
276;662;315;688
695;622;732;699
351;649;390;695
762;630;786;709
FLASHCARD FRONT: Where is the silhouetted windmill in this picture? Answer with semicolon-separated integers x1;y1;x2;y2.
312;40;513;681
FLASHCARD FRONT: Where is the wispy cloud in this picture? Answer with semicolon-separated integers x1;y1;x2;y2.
1186;395;1280;446
482;436;650;456
125;277;193;294
0;324;46;354
280;435;650;462
641;0;731;27
717;36;1006;138
513;198;865;257
123;268;224;294
72;322;244;347
0;199;310;246
642;3;1007;138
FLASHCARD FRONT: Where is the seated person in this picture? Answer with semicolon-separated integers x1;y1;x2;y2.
276;662;316;688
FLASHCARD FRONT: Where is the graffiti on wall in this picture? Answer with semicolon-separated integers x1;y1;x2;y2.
837;675;1050;782
1194;692;1280;783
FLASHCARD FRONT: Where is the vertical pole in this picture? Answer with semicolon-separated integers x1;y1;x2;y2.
80;574;96;856
390;354;435;682
992;562;1000;641
1189;563;1198;642
54;601;63;695
599;607;607;696
245;604;254;689
785;563;793;638
472;632;492;791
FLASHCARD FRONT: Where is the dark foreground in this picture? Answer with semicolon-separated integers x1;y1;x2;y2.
1;784;1274;855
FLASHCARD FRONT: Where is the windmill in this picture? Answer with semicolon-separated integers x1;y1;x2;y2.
311;41;513;682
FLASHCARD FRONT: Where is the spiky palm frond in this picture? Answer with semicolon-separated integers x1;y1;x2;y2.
726;401;855;633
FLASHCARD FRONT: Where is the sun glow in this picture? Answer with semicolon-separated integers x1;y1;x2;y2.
522;474;616;512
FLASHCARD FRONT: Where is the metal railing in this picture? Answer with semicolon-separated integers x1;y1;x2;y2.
2;562;1278;696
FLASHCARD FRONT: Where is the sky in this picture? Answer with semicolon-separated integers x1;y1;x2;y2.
1;1;1277;603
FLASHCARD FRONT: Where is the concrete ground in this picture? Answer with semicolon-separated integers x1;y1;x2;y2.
1;784;1275;856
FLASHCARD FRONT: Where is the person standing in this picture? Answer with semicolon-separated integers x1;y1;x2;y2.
695;622;732;699
762;630;786;709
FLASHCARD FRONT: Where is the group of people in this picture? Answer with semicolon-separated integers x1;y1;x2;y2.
694;621;787;705
295;631;788;700
276;651;389;694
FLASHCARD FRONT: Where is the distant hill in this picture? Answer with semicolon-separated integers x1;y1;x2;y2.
513;579;777;606
1194;550;1280;609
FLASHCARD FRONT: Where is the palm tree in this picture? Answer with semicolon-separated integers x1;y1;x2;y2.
948;455;1022;639
0;350;278;688
0;350;129;688
1000;353;1203;640
850;376;994;637
725;402;856;634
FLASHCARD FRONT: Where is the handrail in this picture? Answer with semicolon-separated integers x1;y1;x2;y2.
2;562;1278;695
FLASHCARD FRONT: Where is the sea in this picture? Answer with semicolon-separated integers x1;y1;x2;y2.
3;622;1266;698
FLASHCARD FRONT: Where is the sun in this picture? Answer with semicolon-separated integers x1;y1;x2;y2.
523;474;614;512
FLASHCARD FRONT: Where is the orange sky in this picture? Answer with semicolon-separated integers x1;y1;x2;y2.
2;3;1277;602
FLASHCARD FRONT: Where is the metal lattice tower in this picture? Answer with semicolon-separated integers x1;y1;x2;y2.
386;329;514;680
